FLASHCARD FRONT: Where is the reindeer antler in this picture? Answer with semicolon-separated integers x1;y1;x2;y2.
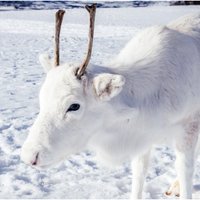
54;10;65;67
76;4;96;79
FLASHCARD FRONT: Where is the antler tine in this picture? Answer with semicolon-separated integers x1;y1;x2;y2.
54;10;65;67
76;4;96;79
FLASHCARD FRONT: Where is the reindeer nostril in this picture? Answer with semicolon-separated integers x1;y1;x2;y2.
31;153;39;166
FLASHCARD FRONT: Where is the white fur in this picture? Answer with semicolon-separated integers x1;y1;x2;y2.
21;13;200;199
93;73;125;101
39;53;53;72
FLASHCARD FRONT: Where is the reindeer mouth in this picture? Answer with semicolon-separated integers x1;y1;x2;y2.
31;153;39;166
31;155;65;170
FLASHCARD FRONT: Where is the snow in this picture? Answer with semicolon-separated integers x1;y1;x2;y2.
0;5;200;199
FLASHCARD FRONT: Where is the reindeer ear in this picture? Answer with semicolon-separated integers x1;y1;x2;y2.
93;73;125;101
39;53;53;73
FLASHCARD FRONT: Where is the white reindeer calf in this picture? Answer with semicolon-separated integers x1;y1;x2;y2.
21;5;200;199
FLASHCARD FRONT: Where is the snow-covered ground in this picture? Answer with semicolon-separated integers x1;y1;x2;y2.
0;5;200;199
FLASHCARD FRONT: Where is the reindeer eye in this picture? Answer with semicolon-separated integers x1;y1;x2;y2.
67;104;80;112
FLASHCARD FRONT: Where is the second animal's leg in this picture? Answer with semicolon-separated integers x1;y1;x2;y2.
131;149;151;199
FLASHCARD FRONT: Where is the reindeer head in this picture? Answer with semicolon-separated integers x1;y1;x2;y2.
21;5;125;168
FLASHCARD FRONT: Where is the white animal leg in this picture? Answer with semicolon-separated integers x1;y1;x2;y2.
175;147;194;198
174;119;199;198
165;179;180;197
130;150;151;199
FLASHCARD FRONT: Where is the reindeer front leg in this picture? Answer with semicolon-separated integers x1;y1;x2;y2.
131;149;151;199
174;129;199;199
174;147;194;198
169;119;199;199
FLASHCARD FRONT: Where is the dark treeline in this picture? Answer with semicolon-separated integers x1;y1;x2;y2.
0;1;152;10
170;1;200;5
0;1;199;11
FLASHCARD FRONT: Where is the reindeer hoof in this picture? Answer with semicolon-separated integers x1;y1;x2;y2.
165;191;172;196
165;180;180;197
